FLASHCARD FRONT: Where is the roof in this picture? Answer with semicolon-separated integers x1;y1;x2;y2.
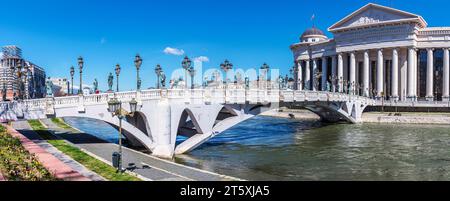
301;27;326;39
328;3;427;32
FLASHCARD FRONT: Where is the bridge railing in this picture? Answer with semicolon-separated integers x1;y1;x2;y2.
140;89;161;100
54;96;80;107
83;93;110;105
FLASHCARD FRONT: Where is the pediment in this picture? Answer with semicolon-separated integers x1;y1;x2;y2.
329;3;427;32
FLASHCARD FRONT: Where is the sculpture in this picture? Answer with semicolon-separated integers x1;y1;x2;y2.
46;77;53;97
160;71;166;88
93;78;98;92
108;72;114;91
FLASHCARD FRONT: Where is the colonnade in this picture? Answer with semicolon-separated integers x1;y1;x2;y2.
295;47;450;102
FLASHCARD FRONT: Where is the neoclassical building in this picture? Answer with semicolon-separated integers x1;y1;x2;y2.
291;3;450;102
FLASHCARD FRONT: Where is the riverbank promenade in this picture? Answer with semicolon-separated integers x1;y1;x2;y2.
5;124;90;181
12;119;240;181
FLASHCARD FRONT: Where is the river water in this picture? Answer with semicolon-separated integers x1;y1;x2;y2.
63;116;450;181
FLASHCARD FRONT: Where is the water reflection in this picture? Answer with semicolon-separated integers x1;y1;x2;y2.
63;115;450;181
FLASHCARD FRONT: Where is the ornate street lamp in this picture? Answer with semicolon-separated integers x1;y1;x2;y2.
115;64;121;92
70;66;75;95
155;64;162;89
134;54;142;91
107;97;138;172
220;60;233;84
188;66;196;89
260;63;270;89
182;56;192;89
78;57;84;95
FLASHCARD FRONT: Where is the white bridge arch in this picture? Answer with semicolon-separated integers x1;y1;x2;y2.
1;88;380;158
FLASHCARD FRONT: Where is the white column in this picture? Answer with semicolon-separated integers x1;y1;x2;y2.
297;61;303;90
413;49;418;100
363;50;370;97
407;48;415;101
322;57;328;91
331;55;337;92
391;48;399;100
338;53;344;92
305;60;310;90
376;49;384;99
349;52;356;95
443;48;450;102
426;48;434;101
312;59;318;91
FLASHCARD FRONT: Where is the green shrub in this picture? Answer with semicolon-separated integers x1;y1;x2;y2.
0;125;57;181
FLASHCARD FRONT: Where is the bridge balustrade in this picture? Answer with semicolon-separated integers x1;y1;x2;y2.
140;89;161;100
115;91;138;102
53;96;80;107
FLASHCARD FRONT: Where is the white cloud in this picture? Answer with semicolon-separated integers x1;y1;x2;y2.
163;47;185;56
194;56;209;62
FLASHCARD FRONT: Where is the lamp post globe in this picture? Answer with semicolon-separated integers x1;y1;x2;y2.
129;98;138;113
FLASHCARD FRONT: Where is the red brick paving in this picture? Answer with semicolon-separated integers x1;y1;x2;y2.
4;124;90;181
0;171;5;181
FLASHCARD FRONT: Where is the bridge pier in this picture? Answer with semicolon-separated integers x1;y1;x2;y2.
150;98;174;159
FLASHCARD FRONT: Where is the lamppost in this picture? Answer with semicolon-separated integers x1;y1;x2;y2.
115;64;121;92
155;64;162;89
220;60;233;85
78;57;84;95
260;63;269;89
107;97;138;172
70;66;75;95
182;56;192;89
220;60;233;97
134;54;142;91
188;66;196;89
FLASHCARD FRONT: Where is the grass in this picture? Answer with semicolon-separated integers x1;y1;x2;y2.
0;125;57;181
27;120;141;181
50;118;73;130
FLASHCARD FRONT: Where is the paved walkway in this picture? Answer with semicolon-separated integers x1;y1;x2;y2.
11;121;104;181
6;123;90;181
0;171;5;181
40;118;240;181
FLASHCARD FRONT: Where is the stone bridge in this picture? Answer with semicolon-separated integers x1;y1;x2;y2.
0;88;377;158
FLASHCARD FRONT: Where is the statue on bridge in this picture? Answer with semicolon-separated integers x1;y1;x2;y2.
93;79;98;92
108;72;114;92
160;71;166;88
45;77;53;97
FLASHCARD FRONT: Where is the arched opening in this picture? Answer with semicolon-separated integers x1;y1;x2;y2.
213;106;238;128
176;109;202;146
125;111;151;138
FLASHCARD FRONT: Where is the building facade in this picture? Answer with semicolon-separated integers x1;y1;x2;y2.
49;77;69;97
291;3;450;102
0;46;46;100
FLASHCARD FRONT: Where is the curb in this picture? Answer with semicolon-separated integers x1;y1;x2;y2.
4;124;90;181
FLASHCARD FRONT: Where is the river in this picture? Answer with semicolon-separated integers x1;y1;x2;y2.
63;116;450;181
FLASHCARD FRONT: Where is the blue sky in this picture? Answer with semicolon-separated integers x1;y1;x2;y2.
0;0;448;91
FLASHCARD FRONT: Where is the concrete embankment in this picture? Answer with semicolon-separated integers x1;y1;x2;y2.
260;109;320;120
362;112;450;124
262;109;450;125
